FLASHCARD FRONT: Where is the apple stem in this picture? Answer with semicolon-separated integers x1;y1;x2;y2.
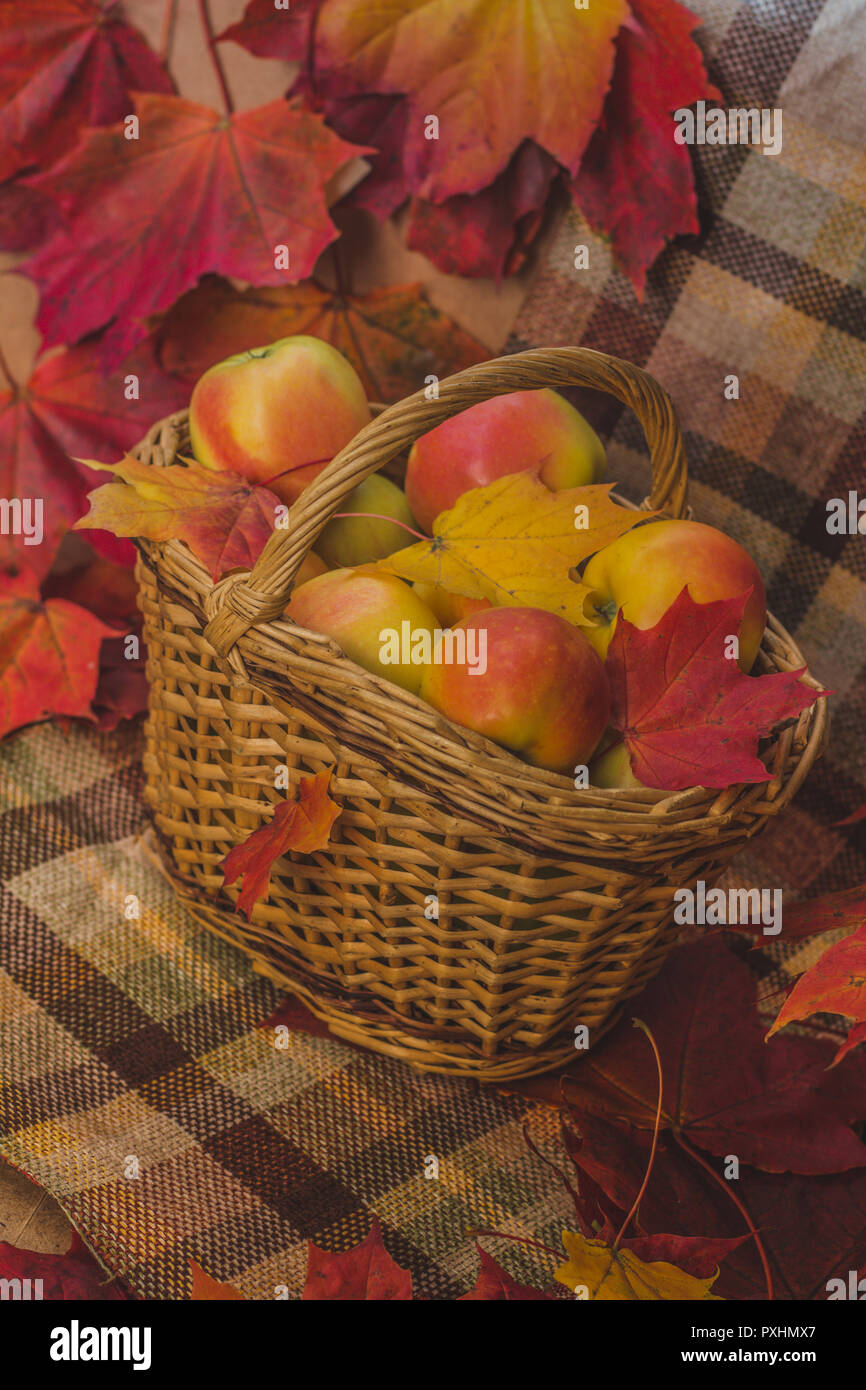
331;512;430;542
197;0;234;115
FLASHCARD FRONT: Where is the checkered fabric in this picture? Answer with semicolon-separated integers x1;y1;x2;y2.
508;0;866;900
0;723;575;1299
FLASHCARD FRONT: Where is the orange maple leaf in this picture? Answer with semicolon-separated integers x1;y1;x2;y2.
222;771;341;919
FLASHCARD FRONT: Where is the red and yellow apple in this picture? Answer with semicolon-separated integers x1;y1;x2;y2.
581;520;767;671
419;607;610;775
286;568;437;694
189;335;370;507
316;475;416;569
412;581;492;628
405;389;606;532
294;550;328;587
589;740;645;790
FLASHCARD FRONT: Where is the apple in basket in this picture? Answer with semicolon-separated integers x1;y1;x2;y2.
581;519;767;672
286;568;439;695
188;335;371;507
404;388;606;532
315;474;418;568
419;607;610;776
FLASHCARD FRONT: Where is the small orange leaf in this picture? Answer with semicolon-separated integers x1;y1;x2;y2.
376;472;650;623
75;453;282;581
222;771;341;918
189;1259;245;1301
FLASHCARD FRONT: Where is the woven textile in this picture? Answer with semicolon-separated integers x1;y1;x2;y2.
508;0;866;900
0;722;578;1299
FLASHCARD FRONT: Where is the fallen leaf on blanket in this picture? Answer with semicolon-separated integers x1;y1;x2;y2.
304;1216;412;1300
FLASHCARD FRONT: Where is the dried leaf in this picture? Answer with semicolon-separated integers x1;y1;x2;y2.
555;1230;720;1300
571;0;718;295
0;338;188;577
189;1259;245;1301
313;0;628;202
0;0;172;183
0;1230;129;1300
0;569;114;739
406;142;559;280
222;771;341;919
303;1216;412;1300
24;94;370;367
156;275;489;404
377;474;647;623
459;1245;551;1300
218;0;318;61
76;454;282;582
554;936;866;1175
605;588;825;790
768;921;866;1065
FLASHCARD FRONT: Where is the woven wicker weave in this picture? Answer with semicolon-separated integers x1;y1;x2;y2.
135;347;827;1080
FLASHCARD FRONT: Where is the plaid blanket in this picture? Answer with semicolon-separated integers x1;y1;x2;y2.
508;0;866;899
0;723;576;1299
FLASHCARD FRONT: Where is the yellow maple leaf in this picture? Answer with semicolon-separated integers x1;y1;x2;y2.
555;1231;721;1301
375;473;650;624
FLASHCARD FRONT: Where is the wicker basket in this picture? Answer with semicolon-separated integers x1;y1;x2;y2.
135;347;827;1081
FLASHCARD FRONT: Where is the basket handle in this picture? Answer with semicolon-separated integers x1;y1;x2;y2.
204;345;688;661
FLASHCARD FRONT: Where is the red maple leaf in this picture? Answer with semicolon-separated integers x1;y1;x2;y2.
0;337;188;577
303;1217;412;1300
218;0;319;62
0;1229;129;1300
23;93;371;367
0;0;172;184
516;936;866;1175
459;1245;552;1300
768;920;866;1065
406;142;560;281
0;569;114;738
571;0;719;295
604;588;825;790
559;1108;866;1300
222;771;341;918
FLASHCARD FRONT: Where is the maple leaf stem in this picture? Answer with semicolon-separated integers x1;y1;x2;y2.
612;1019;663;1253
468;1227;562;1260
672;1130;775;1302
197;0;234;115
0;340;19;392
521;1122;584;1224
159;0;179;68
331;511;431;541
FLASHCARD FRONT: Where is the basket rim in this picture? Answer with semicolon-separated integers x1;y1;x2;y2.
132;407;828;852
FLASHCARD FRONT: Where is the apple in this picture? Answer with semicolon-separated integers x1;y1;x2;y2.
412;581;492;627
286;568;438;694
294;550;328;587
404;388;606;532
189;335;370;507
581;519;767;671
316;475;416;568
589;740;645;789
418;607;610;775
